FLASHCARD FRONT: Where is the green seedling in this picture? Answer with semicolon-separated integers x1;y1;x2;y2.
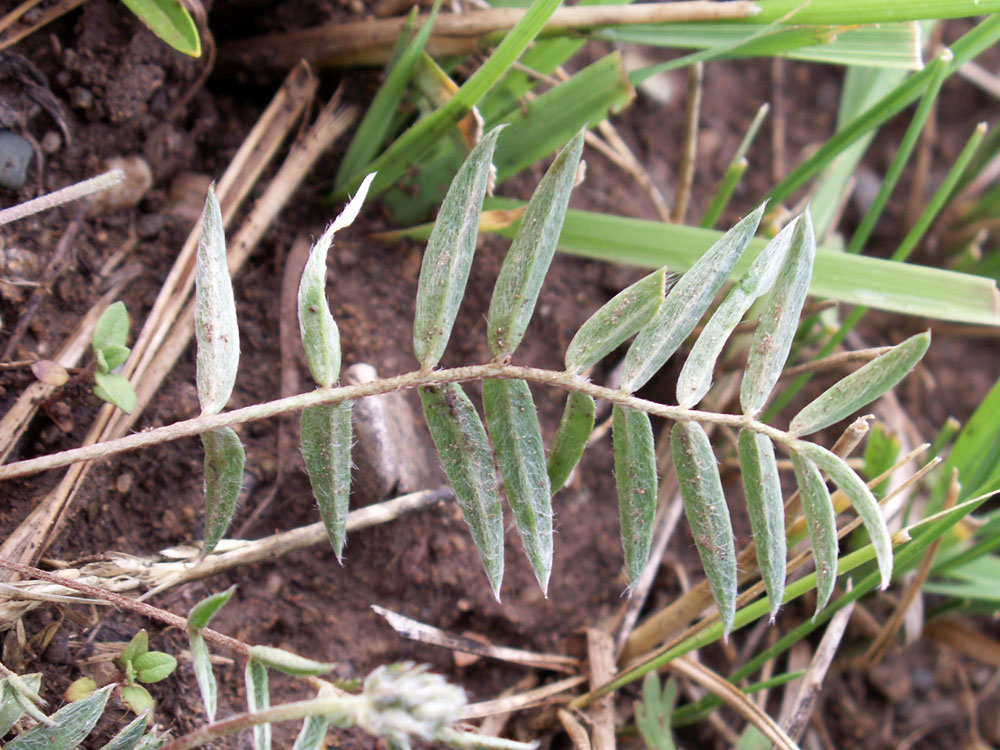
117;629;178;717
92;301;138;414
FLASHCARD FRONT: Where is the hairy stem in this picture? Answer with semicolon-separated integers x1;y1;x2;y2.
0;364;789;483
0;558;250;657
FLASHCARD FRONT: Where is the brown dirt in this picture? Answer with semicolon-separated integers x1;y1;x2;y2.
2;3;1000;749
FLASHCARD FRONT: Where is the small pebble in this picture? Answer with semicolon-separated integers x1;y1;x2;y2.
69;86;94;110
0;131;34;190
85;155;153;217
137;212;166;238
116;472;133;493
40;131;61;154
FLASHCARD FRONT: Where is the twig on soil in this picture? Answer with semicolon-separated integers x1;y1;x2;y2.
0;170;122;227
672;61;703;224
373;605;579;673
460;675;587;720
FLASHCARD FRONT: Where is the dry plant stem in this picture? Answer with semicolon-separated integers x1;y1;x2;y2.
0;0;85;50
0;170;122;226
0;558;250;657
585;629;616;750
460;675;587;720
672;61;703;224
779;346;893;379
478;675;538;737
225;1;761;67
861;468;960;667
558;709;592;750
0;363;796;484
668;656;799;750
779;600;856;742
1;206;85;360
771;58;787;182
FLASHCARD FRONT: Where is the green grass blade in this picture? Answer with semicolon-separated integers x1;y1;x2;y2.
621;205;764;392
613;405;659;590
488;129;584;357
672;421;737;635
420;384;505;600
767;14;1000;205
301;402;354;562
335;0;561;199
483;379;553;593
547;391;595;494
413;127;503;369
790;450;838;615
700;158;748;230
334;1;441;191
738;430;786;621
751;0;1000;24
201;426;246;555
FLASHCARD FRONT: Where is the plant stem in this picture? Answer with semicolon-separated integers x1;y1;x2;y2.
0;364;789;483
0;558;250;657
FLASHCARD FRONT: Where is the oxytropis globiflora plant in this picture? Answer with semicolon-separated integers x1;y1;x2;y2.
191;123;925;633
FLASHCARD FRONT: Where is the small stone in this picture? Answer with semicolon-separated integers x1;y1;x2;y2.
40;131;61;154
0;131;34;190
2;245;41;278
69;86;94;110
85;155;153;217
116;472;133;493
136;212;166;238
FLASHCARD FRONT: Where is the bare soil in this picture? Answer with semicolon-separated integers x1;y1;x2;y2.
2;3;1000;749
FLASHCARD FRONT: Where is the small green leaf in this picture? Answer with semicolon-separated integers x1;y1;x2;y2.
246;659;270;750
613;405;658;589
419;384;505;599
100;713;151;750
794;441;894;590
120;685;154;717
671;421;737;634
634;673;678;750
0;674;42;737
119;0;201;57
201;427;246;554
546;391;595;494
789;331;931;437
301;402;354;561
737;429;786;620
195;185;240;416
93;301;130;352
789;450;838;615
188;585;237;631
100;344;132;372
298;174;375;388
487;129;585;357
413;127;504;369
7;684;112;750
133;652;177;684
64;677;97;703
621;204;765;392
676;215;800;408
247;646;334;677
293;716;331;750
93;371;138;414
188;631;217;722
740;209;816;416
564;268;669;374
95;347;109;372
483;379;553;594
120;630;149;665
862;423;901;499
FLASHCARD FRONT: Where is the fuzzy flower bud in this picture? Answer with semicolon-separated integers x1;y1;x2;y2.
354;662;467;750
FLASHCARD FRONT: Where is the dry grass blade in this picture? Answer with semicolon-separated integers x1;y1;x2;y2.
558;709;592;750
671;61;703;224
372;605;578;673
667;656;800;750
585;629;616;750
